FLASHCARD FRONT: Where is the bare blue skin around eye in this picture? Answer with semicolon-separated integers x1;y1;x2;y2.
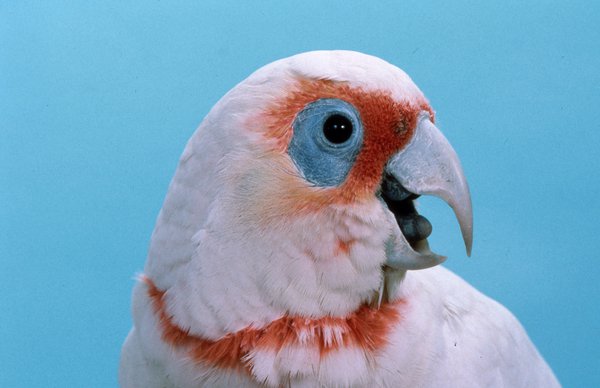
287;98;363;187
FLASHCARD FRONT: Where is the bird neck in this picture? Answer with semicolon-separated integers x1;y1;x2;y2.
141;275;406;375
149;198;398;340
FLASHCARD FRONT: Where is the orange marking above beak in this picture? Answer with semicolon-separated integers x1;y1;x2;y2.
257;78;433;204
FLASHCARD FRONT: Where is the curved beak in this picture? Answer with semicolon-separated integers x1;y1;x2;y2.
384;113;473;270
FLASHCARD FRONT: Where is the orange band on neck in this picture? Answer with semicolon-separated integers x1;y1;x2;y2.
142;276;405;372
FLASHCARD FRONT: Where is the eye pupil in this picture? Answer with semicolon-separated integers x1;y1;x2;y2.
323;114;353;144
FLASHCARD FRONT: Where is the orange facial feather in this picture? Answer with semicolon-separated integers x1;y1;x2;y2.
260;79;433;203
335;239;354;256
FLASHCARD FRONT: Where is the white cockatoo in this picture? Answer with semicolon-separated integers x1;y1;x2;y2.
120;51;559;387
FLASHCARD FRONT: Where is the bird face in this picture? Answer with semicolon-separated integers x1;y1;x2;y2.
151;51;472;322
242;54;472;273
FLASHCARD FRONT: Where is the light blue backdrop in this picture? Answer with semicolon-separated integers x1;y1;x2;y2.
1;1;598;386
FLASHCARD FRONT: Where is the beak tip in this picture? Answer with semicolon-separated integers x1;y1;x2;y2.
463;230;473;257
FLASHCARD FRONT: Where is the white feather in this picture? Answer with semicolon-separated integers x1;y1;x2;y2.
120;51;559;387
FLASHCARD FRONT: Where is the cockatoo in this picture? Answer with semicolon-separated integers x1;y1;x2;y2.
120;51;559;387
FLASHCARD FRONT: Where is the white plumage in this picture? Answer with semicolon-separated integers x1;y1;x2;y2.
120;51;559;387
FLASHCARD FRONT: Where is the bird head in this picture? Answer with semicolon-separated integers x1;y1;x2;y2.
145;51;472;332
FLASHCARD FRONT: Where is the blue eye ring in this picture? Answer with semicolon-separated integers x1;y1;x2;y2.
287;98;364;187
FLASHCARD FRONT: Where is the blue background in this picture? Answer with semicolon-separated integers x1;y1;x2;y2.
1;1;598;386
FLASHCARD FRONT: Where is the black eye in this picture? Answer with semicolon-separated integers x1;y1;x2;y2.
323;114;353;144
